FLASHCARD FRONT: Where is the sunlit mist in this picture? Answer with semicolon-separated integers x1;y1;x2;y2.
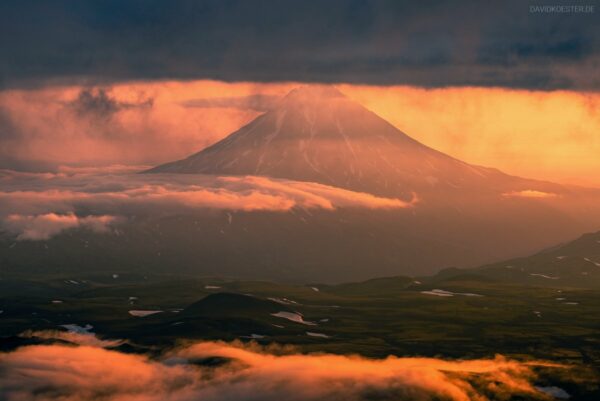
1;80;599;187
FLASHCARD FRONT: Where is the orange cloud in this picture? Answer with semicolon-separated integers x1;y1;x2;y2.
4;213;117;240
2;81;600;189
0;171;415;239
220;176;417;210
0;83;272;168
0;340;559;401
339;84;600;188
502;190;559;199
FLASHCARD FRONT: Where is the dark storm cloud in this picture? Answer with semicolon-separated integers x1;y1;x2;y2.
0;0;599;90
69;88;153;119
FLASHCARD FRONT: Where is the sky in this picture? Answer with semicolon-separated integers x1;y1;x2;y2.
1;0;599;90
1;0;599;186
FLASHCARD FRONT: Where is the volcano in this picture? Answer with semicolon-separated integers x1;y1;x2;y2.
2;87;600;282
7;85;589;282
147;85;550;199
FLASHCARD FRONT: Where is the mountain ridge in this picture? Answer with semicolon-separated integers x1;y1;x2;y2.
147;85;560;199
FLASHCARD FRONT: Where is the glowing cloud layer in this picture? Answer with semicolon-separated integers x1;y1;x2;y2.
4;213;117;240
0;339;555;401
1;81;600;187
0;169;415;240
502;190;559;199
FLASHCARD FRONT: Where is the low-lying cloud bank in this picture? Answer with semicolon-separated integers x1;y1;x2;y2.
0;168;416;240
502;189;558;199
4;213;117;240
0;339;554;401
20;330;124;348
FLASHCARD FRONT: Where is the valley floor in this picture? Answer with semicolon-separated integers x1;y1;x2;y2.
1;272;599;399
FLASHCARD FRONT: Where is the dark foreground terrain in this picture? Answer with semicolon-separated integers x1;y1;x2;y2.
1;269;599;399
2;232;600;399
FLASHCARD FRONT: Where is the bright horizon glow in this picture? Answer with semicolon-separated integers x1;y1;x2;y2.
1;80;599;187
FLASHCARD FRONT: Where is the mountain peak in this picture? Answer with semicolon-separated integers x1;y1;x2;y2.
146;85;508;197
283;85;345;101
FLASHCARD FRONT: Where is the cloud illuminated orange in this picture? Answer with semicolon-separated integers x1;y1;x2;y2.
502;190;558;199
0;338;561;401
1;80;599;187
340;84;600;187
0;170;415;240
4;213;117;240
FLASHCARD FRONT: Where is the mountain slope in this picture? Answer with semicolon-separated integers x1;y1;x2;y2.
127;85;600;280
435;230;600;288
147;85;560;198
2;86;600;283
